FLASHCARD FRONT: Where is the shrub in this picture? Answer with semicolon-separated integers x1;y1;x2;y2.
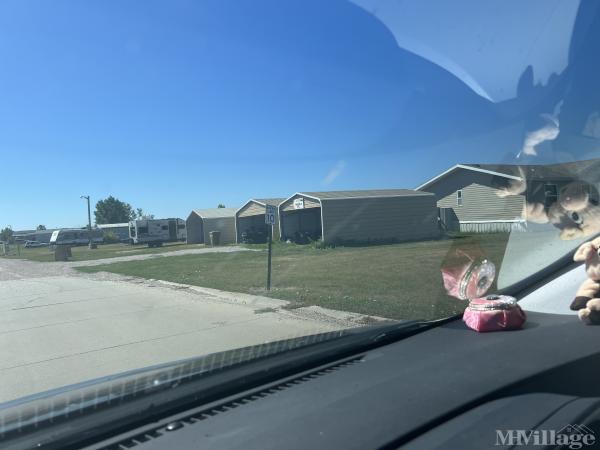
103;231;120;244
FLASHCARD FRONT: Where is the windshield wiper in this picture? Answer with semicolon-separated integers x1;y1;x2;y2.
0;317;451;450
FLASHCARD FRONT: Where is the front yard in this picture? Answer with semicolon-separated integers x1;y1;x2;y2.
77;234;509;321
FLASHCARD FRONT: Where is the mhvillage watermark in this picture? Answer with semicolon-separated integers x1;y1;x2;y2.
495;424;595;449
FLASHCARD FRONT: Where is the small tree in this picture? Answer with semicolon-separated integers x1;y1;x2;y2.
94;196;134;224
36;225;46;230
0;226;14;243
103;231;120;244
218;204;226;208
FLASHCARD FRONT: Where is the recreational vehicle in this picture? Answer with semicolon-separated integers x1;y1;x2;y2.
49;228;104;246
128;218;186;247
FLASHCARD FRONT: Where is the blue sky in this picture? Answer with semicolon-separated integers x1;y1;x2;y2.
0;0;591;230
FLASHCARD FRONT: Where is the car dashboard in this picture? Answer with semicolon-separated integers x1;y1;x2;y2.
89;301;600;449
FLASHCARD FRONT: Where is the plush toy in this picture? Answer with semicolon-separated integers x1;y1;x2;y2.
570;237;600;324
497;171;600;240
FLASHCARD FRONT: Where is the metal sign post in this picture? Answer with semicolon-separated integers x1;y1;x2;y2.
265;205;276;291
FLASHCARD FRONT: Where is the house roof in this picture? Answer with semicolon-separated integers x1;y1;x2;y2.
416;159;600;190
97;223;129;229
467;159;600;179
13;229;57;237
416;164;521;190
190;208;237;219
285;189;432;203
252;198;286;206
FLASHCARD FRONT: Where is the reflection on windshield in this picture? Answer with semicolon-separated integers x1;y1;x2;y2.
1;0;600;414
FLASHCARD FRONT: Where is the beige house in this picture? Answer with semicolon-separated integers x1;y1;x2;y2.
235;198;284;243
417;160;600;232
186;208;237;244
278;189;439;244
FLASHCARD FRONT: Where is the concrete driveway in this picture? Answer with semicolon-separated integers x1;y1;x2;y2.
0;254;363;404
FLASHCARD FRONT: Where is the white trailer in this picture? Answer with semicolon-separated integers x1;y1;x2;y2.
128;218;186;247
49;228;104;246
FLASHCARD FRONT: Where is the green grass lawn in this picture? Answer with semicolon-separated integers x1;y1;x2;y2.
1;242;207;262
77;234;510;321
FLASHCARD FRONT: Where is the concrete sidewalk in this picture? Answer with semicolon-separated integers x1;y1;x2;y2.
0;258;362;403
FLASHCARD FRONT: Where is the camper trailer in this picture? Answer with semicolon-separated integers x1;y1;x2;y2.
49;228;104;246
128;218;186;247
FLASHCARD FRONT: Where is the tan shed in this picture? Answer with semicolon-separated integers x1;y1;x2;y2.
186;208;237;244
279;189;439;244
235;198;284;243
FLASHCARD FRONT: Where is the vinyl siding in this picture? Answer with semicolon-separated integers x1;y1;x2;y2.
238;201;266;218
280;194;321;212
236;201;281;242
186;212;204;244
202;217;236;245
320;195;439;243
427;169;525;222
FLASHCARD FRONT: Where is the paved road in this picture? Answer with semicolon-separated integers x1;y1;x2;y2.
0;253;362;403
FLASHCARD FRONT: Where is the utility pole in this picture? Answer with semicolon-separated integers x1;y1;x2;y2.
80;195;94;249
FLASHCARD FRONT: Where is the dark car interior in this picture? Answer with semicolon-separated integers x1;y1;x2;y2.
82;310;600;450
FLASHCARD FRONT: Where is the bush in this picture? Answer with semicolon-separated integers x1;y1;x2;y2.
103;231;120;244
313;239;335;249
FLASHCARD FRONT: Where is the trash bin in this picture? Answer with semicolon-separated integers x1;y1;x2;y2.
54;245;71;261
209;231;221;247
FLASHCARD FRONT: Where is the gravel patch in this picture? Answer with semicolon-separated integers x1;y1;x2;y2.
0;246;253;280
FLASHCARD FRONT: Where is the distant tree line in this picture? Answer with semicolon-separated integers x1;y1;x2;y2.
1;196;153;242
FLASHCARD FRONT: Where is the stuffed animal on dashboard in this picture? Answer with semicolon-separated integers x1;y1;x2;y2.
497;172;600;240
570;237;600;324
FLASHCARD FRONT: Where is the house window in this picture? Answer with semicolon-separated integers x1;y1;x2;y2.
544;184;558;207
457;190;463;206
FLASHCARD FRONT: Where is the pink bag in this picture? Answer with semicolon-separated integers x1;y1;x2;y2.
463;295;526;332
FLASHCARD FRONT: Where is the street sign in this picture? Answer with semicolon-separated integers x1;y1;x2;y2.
293;198;305;209
264;205;276;291
265;205;277;225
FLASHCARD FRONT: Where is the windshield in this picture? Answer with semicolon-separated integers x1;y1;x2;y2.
1;0;600;408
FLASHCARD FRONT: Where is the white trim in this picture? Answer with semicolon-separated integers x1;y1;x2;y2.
278;193;325;242
281;191;431;204
278;192;322;207
318;192;433;201
235;199;256;216
459;220;526;224
416;164;522;191
319;200;325;243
